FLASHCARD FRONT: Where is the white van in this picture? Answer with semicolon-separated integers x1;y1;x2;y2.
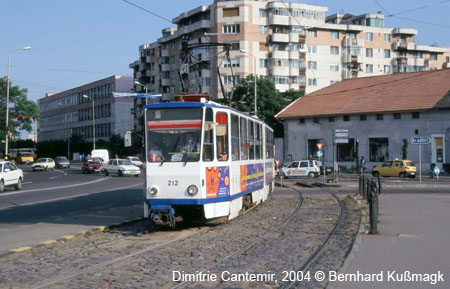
91;149;109;164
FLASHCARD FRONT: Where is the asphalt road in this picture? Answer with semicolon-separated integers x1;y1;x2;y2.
0;165;144;254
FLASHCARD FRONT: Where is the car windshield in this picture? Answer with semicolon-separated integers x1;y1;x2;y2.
146;108;202;163
118;160;133;166
22;153;33;157
87;158;102;164
129;157;139;161
36;158;46;162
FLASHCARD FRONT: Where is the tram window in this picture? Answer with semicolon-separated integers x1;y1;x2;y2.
203;108;214;162
249;121;255;160
240;118;248;160
216;112;229;161
231;114;240;161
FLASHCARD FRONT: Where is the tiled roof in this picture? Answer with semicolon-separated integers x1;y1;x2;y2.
276;69;450;119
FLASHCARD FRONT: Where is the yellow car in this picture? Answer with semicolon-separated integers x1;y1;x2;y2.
19;153;34;164
372;160;417;178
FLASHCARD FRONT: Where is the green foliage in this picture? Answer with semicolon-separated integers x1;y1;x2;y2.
0;77;39;149
228;75;303;137
401;138;409;160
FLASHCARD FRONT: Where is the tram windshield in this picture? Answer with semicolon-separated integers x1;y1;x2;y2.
146;108;202;163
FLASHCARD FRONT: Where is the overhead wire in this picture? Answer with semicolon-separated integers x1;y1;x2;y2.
121;0;172;23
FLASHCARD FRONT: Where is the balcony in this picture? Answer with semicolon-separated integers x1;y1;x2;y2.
161;49;169;57
343;37;364;48
393;41;407;50
343;53;362;64
289;67;299;76
271;33;289;43
269;15;289;26
271;66;289;76
407;57;424;67
271;50;289;59
289;51;299;59
289;33;298;42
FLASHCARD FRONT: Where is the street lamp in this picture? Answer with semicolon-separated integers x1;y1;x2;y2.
5;46;31;158
83;95;95;150
239;49;257;116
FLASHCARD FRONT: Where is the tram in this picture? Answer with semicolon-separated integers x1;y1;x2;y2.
143;95;275;227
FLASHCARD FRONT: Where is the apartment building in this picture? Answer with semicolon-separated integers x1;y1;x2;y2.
130;0;450;98
38;76;134;142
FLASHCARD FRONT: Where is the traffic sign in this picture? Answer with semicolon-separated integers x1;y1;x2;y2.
316;150;323;157
316;143;324;150
334;129;349;143
434;166;440;176
411;137;431;145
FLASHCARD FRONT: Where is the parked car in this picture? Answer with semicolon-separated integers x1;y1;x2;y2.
82;157;104;174
32;158;56;171
281;160;320;178
127;156;143;168
55;156;70;168
0;161;23;191
103;159;140;177
372;159;417;178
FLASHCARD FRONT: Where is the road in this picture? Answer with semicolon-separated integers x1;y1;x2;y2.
0;165;144;255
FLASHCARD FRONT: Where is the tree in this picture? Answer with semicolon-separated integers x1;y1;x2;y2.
401;138;409;160
229;75;303;137
0;77;39;150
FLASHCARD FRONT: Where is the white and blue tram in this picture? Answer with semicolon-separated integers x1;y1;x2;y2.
143;96;275;227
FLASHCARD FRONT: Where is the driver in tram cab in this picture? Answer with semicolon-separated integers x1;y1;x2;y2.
149;144;163;162
181;134;199;154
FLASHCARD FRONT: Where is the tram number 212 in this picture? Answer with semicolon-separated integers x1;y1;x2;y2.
168;180;179;186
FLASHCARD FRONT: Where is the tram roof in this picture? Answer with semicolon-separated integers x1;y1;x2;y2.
144;101;263;122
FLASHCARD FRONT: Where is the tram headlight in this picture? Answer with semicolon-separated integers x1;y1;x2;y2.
187;185;198;196
148;186;159;198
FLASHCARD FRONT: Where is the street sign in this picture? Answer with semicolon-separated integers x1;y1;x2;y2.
316;143;324;150
316;150;323;157
124;131;132;147
334;129;349;144
434;166;440;176
411;137;431;145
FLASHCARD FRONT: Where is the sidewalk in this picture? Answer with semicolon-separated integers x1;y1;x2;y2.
332;192;450;289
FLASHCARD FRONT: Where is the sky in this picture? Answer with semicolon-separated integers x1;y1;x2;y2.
1;0;450;106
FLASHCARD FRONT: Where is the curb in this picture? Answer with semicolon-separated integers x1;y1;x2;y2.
327;194;369;289
4;218;144;257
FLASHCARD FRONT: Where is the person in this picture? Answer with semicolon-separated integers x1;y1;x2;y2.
217;140;228;161
114;153;119;159
181;134;199;154
149;144;164;162
232;146;239;161
360;156;366;174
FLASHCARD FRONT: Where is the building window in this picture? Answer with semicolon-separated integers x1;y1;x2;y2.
343;115;350;121
330;64;339;71
430;53;438;60
308;30;317;37
337;138;355;161
366;32;373;41
307;45;317;53
384;34;391;42
415;52;423;59
384;49;391;58
259;59;268;68
308;61;317;70
376;114;384;120
273;76;289;84
366;48;373;57
226;41;240;51
393;113;401;119
366;64;373;73
347;32;356;38
223;8;239;17
330;31;339;39
384;65;391;73
308;139;323;159
259;25;268;35
360;115;367;121
330;46;339;55
308;78;317;86
313;118;320;124
369;138;389;162
259;9;268;17
224;59;240;67
299;118;305;124
328;116;335;122
223;24;240;34
412;112;420;119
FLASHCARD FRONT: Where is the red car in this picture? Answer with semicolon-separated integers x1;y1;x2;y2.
82;157;104;174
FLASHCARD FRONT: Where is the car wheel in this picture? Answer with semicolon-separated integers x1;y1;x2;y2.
15;178;22;190
372;171;380;178
308;172;315;179
134;175;139;177
399;172;406;178
104;169;109;176
118;170;123;177
283;173;288;179
0;180;4;192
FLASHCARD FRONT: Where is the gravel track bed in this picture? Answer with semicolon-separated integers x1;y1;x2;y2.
0;188;300;289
